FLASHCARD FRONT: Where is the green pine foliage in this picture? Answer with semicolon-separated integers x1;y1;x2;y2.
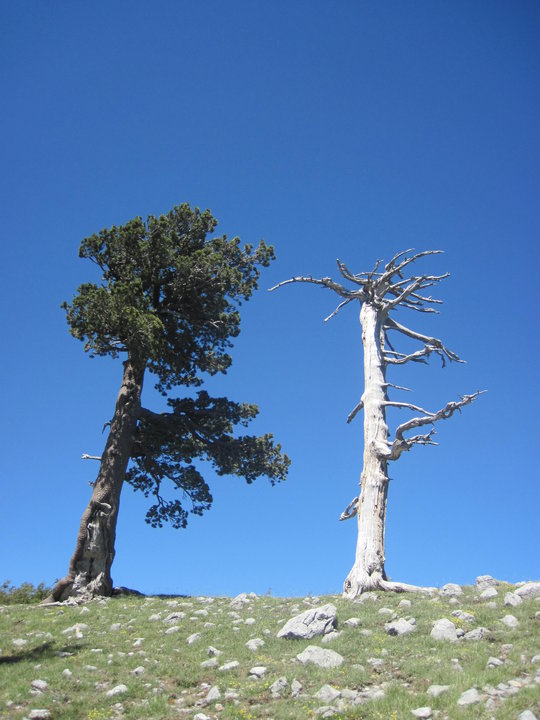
63;203;289;529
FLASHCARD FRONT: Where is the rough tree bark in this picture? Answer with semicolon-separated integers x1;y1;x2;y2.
271;250;483;599
47;356;145;602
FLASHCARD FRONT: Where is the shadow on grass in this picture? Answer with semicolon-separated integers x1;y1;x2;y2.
0;641;82;666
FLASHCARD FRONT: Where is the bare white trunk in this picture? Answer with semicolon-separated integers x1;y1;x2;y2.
343;303;390;599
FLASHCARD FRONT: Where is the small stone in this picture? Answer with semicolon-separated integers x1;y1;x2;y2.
291;678;303;697
476;575;500;591
106;684;128;697
504;592;523;607
205;686;221;702
132;666;145;675
367;657;385;669
297;645;343;668
440;583;463;597
398;599;412;609
245;638;264;651
187;632;201;644
218;661;239;672
451;610;475;622
480;587;498;599
31;680;48;693
314;684;340;703
244;618;256;625
200;658;218;669
385;618;416;636
193;714;211;720
321;631;341;643
28;711;51;719
487;657;503;668
411;708;432;718
249;666;267;678
518;711;537;720
379;607;395;615
207;646;223;657
500;614;518;628
164;625;180;634
457;688;481;705
13;638;28;648
269;676;289;697
62;669;72;678
110;623;122;631
463;627;490;641
426;685;449;697
148;613;161;621
515;582;540;599
431;618;458;642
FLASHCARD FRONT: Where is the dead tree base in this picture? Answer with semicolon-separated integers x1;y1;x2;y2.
343;568;436;599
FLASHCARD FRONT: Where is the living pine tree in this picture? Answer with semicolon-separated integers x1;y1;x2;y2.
48;204;290;602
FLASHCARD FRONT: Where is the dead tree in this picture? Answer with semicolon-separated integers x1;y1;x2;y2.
271;250;484;598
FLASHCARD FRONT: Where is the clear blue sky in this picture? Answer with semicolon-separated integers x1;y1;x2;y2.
1;1;539;597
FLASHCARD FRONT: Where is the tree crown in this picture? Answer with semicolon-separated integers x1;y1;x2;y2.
63;203;274;392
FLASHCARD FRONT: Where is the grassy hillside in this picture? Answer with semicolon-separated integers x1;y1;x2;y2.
1;581;538;719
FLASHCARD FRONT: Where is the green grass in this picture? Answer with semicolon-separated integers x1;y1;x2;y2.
0;585;538;719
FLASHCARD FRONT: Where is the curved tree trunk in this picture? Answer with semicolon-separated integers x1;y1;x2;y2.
47;357;145;602
343;303;390;599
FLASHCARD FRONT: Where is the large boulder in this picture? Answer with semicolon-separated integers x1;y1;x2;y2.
277;603;337;640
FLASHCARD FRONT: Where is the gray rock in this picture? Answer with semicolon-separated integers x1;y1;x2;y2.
385;618;416;636
296;646;344;668
463;626;490;641
200;658;218;669
451;610;475;622
249;666;266;678
440;583;463;597
62;669;72;678
187;632;201;644
207;646;222;657
314;684;341;703
487;657;504;667
378;607;395;616
362;687;385;700
398;599;412;609
515;582;540;599
30;680;48;693
269;676;289;697
193;714;211;720
132;666;145;675
476;575;500;591
28;712;51;720
344;617;362;627
230;592;250;609
205;686;221;703
367;657;385;669
291;679;303;697
245;638;264;651
218;661;239;672
411;708;432;718
321;631;341;643
426;685;449;697
518;711;537;720
164;626;180;634
431;618;458;642
277;603;337;640
110;623;122;631
457;688;481;705
480;587;498;599
500;614;518;628
106;684;128;697
504;592;523;607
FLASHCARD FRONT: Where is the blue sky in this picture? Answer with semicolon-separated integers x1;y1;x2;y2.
1;1;539;597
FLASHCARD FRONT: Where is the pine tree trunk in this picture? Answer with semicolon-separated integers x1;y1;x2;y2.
343;303;390;599
48;357;145;602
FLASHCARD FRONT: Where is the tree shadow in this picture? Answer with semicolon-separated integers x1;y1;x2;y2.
0;641;81;666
